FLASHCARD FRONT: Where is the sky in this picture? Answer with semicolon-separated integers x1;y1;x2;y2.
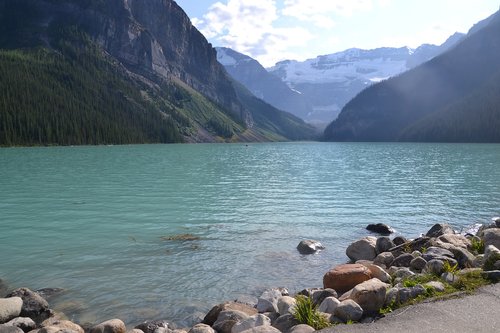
175;1;500;68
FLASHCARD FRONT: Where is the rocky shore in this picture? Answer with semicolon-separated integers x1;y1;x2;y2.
1;218;500;333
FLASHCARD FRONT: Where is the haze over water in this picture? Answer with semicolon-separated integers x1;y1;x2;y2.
1;142;499;326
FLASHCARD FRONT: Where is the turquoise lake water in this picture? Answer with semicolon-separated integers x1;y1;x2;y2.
0;142;499;326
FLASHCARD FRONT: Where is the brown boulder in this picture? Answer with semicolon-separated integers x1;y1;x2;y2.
323;264;372;293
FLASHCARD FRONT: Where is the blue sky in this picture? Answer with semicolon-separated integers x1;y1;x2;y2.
175;0;500;67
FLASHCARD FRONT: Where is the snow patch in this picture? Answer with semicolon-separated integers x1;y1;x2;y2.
216;48;237;66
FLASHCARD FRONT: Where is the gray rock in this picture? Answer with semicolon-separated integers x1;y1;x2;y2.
391;253;414;267
366;223;394;235
373;252;394;268
424;259;445;276
441;272;459;284
276;297;295;316
214;310;250;333
6;288;50;323
287;324;314;333
426;223;454;238
481;270;500;282
318;297;340;315
346;237;377;261
483;229;500;251
0;297;23;324
234;296;258;308
422;247;455;261
473;254;485;268
188;324;215;333
361;264;391;283
375;237;395;255
437;234;471;249
236;327;281;333
0;325;24;333
262;312;279;324
334;300;363;323
128;330;143;333
495;217;500;228
409;285;426;299
296;240;325;255
256;290;282;313
397;288;412;304
231;315;270;333
90;319;126;333
392;267;415;279
271;314;298;333
410;257;427;272
39;320;84;333
392;236;407;246
384;288;398;306
449;247;475;268
5;317;36;332
483;245;500;271
424;281;445;293
135;321;172;333
311;289;337;306
203;303;257;326
348;278;388;313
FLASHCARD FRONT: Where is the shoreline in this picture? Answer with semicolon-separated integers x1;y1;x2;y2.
1;218;500;333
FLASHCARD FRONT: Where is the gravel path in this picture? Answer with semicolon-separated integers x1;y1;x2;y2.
319;283;500;333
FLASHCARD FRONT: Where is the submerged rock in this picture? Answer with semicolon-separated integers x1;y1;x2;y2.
161;234;200;241
296;240;325;255
366;223;394;235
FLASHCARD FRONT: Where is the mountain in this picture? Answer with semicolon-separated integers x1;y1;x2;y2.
268;35;464;126
0;0;315;146
323;11;500;142
215;47;313;122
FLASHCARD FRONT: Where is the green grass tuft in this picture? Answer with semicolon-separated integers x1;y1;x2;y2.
292;295;331;330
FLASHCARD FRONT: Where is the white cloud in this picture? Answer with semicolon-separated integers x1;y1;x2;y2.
281;0;373;28
192;0;314;66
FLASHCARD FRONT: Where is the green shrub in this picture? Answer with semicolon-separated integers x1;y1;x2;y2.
443;261;459;274
470;238;485;255
292;296;331;330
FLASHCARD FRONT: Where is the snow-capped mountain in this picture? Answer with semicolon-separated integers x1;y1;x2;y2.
267;33;464;125
216;47;313;120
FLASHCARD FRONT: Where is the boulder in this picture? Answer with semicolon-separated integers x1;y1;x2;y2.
213;311;250;333
348;278;388;313
391;267;415;280
384;287;398;306
287;324;314;333
90;319;126;333
392;236;407;246
424;259;445;276
483;245;500;271
473;254;485;268
441;272;459;284
481;270;500;282
203;303;257;326
373;252;394;268
5;317;36;332
296;240;325;255
0;325;24;333
346;237;377;261
483;229;500;249
422;247;454;261
424;281;445;293
231;314;270;333
426;223;454;238
366;224;394;235
271;314;298;333
334;300;363;323
135;321;172;333
276;297;296;315
40;320;84;333
410;257;427;272
311;289;337;306
0;297;23;324
361;264;391;283
256;290;282;313
318;297;340;315
495;217;500;228
438;234;471;249
6;288;50;323
188;324;215;333
391;253;414;267
323;264;372;293
237;327;281;333
375;237;395;255
448;247;475;268
409;285;426;299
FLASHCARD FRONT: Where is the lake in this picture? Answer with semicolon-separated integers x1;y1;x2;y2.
0;142;499;326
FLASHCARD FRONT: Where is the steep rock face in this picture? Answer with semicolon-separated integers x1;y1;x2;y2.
216;47;313;122
1;0;245;120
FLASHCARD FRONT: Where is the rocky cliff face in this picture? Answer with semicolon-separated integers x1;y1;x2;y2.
4;0;245;121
